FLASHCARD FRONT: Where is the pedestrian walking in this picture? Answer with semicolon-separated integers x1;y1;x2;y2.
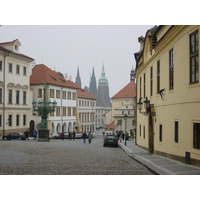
88;131;92;143
122;132;125;141
24;130;29;140
82;131;87;143
69;132;72;140
61;132;64;140
33;130;37;140
73;132;76;140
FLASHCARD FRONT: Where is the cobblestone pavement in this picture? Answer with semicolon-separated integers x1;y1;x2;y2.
0;137;153;175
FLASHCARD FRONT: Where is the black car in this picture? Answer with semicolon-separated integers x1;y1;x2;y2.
3;132;26;140
103;135;118;147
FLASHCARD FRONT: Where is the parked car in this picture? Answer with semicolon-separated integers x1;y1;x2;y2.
3;132;26;140
49;133;59;139
105;131;114;136
54;133;69;139
103;135;118;147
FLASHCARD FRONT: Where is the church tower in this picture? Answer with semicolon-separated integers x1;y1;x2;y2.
130;66;135;82
75;66;82;88
97;64;111;107
89;66;97;96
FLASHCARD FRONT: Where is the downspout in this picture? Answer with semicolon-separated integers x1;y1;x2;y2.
2;52;9;139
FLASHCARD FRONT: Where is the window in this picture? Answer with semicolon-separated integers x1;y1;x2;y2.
159;124;162;142
50;89;54;98
16;65;20;74
193;123;200;149
62;91;66;99
0;115;2;127
157;60;160;93
63;107;66;116
73;92;76;100
132;120;134;126
9;63;12;73
16;115;20;126
8;115;12;126
190;30;199;83
73;107;76;116
56;107;60;116
0;88;2;103
23;115;26;126
139;125;141;136
56;90;60;98
23;67;27;75
23;91;26;104
38;89;42;98
0;61;2;71
8;89;12;104
143;126;145;138
175;121;179;143
68;107;71;116
68;92;71;100
150;66;153;96
169;48;174;90
16;90;20;104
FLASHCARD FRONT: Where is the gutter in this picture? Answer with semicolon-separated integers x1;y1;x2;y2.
2;52;10;138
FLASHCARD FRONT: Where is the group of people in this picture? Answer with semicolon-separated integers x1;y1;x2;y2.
60;132;76;140
23;129;93;143
82;131;93;143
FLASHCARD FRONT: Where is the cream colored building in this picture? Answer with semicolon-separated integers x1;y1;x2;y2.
135;25;200;166
0;39;34;138
111;69;136;134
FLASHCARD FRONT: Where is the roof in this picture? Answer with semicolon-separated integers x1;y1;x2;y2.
30;64;80;89
104;121;114;129
77;88;97;100
0;39;34;61
111;81;136;99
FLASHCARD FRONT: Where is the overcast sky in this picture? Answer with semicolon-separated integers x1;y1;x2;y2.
0;25;153;97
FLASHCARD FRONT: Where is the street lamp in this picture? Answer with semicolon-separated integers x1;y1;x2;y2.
137;97;143;113
124;114;128;146
32;82;57;141
143;97;150;113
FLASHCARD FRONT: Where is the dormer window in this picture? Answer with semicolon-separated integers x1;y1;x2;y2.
15;45;18;51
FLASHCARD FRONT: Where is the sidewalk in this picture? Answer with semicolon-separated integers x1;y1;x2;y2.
118;138;200;175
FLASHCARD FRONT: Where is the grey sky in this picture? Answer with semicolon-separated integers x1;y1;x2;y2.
0;25;153;97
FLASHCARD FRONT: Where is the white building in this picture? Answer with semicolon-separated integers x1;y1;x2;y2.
0;39;34;137
77;88;97;135
30;64;80;135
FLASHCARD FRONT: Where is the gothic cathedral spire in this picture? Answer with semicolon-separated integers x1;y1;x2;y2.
75;66;82;88
89;66;97;96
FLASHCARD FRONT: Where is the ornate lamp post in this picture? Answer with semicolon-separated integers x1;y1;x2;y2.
124;114;128;146
32;82;57;141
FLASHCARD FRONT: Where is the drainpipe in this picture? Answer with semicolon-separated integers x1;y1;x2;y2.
2;52;9;139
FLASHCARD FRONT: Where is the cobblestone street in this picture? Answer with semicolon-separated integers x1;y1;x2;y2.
0;136;153;175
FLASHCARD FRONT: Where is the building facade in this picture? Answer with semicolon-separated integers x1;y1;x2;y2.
77;88;97;134
0;39;34;137
135;25;200;166
111;69;136;135
30;64;80;135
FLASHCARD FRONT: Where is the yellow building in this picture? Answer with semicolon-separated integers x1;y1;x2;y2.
135;25;200;166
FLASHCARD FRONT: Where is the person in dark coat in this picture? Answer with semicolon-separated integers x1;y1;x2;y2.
122;132;125;141
73;132;76;140
24;130;29;140
61;132;64;140
88;131;92;143
69;132;72;140
82;131;87;143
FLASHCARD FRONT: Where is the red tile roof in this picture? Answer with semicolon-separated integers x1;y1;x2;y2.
104;121;114;129
111;81;136;99
30;64;80;89
77;88;97;100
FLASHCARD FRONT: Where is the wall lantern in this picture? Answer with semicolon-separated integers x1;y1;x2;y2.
143;97;150;112
137;97;143;113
